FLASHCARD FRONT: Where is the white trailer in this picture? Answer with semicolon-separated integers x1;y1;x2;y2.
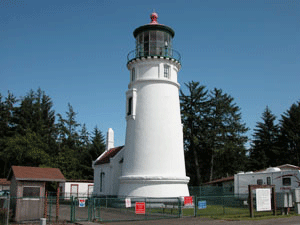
234;167;300;207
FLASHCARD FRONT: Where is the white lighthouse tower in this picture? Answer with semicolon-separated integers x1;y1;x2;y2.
118;13;189;198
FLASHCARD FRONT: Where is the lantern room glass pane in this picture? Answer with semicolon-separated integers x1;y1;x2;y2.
135;30;173;57
157;31;163;41
150;31;156;41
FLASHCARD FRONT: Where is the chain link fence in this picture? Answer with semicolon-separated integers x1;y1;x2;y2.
1;186;296;223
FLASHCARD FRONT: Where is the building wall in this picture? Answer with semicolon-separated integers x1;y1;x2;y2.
59;181;94;199
93;149;124;196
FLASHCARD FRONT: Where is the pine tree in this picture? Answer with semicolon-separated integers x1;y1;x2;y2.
0;92;18;177
180;81;209;185
206;88;248;181
56;103;80;149
180;83;248;184
90;126;106;160
279;101;300;165
248;107;279;170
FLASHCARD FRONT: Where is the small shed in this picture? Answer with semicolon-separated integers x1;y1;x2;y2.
8;166;65;222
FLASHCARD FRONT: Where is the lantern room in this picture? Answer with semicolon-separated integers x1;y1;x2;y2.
127;13;180;63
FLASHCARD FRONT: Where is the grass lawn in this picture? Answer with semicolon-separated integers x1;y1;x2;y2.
186;205;299;221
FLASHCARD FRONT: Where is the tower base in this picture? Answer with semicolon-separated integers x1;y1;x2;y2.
118;175;190;198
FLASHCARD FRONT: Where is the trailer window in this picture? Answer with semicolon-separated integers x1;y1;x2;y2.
257;179;263;185
282;177;291;186
267;177;271;185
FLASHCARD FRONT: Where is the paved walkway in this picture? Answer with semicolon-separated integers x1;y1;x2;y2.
78;216;300;225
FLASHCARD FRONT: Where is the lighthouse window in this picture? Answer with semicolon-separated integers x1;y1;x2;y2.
144;32;149;56
164;65;170;78
127;97;132;116
131;68;135;81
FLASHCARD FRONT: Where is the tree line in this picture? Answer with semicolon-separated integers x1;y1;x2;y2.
0;88;106;179
180;81;300;185
1;85;299;186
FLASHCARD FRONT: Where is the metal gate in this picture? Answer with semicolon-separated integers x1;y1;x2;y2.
70;197;92;222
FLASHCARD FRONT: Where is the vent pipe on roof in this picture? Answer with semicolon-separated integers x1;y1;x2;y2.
106;128;114;151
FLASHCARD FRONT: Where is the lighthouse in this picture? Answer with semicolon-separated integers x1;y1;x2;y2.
118;13;190;198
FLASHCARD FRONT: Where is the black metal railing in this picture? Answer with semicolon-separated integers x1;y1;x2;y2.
127;48;181;63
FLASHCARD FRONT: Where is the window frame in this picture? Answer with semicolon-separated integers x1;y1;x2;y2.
127;97;133;116
282;177;291;186
23;186;41;200
126;88;137;120
257;179;263;185
164;64;170;79
100;172;105;192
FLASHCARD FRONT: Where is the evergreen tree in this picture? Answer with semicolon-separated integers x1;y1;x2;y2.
0;92;17;138
248;107;279;170
56;103;80;149
90;126;106;160
279;101;300;165
0;92;18;177
206;88;248;181
78;126;106;180
1;130;50;169
180;81;209;185
180;83;248;184
14;89;57;155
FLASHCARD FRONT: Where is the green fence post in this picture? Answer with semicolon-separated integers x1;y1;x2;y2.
178;197;182;218
88;197;92;221
194;196;197;217
49;196;52;223
145;197;147;219
70;196;74;223
223;196;225;215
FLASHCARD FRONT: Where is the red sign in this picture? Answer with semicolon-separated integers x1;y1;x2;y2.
184;196;193;206
135;202;146;214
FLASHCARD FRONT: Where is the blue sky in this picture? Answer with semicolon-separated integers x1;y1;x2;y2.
1;0;299;147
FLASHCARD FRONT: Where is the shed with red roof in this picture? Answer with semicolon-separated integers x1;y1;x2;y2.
8;166;65;222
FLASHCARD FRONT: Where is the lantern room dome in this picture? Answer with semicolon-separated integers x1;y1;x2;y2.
133;12;175;38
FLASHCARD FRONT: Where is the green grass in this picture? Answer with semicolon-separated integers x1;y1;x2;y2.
192;205;300;221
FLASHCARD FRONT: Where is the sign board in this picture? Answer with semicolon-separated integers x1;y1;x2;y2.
256;188;271;211
198;200;207;209
184;196;193;206
78;198;86;208
135;202;145;214
125;198;131;208
294;188;300;203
